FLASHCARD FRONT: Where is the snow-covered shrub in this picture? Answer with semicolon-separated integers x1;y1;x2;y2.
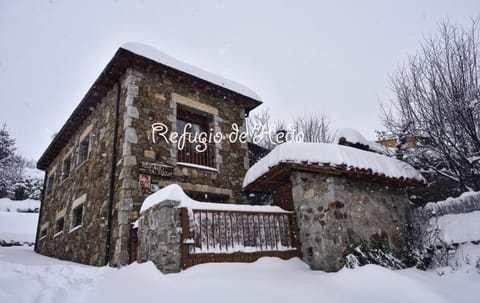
11;170;43;201
344;237;407;269
0;124;43;200
412;193;480;271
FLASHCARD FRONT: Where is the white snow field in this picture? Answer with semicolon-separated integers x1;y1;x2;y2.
0;212;38;244
0;198;40;212
0;198;39;244
1;196;479;303
0;245;479;303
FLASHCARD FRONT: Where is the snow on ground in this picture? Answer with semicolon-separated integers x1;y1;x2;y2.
1;194;479;302
0;198;40;212
0;198;39;244
445;243;480;272
0;212;38;244
243;142;424;187
0;245;479;303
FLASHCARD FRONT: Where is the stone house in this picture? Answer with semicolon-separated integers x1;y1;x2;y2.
34;43;261;266
243;142;424;272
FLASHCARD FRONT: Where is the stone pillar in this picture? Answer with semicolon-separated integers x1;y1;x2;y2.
136;200;183;273
112;68;143;266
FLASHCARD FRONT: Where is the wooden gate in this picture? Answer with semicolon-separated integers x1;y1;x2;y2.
181;208;299;269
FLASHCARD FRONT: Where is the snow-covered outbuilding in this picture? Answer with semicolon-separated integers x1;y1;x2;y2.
243;142;425;271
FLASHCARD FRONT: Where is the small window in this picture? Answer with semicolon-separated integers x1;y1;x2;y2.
55;217;64;234
40;228;48;239
77;135;90;166
62;154;72;181
176;107;215;168
46;173;55;195
71;204;83;229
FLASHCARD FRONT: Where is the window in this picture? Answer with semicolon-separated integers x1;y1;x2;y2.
77;134;90;166
70;194;86;231
40;227;48;239
176;107;215;168
55;217;64;235
46;172;55;195
39;222;49;239
71;205;83;229
62;154;72;181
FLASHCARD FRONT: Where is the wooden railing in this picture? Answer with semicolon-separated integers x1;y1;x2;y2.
181;208;299;269
177;142;215;168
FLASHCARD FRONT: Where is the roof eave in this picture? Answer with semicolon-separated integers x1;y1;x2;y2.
243;162;426;192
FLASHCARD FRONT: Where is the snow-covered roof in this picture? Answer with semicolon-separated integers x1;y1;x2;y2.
336;128;393;155
140;184;290;214
121;43;261;101
38;43;262;171
243;142;425;188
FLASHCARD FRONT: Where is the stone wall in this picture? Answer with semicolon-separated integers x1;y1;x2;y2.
36;84;119;266
290;171;412;272
107;65;253;266
136;200;183;273
123;65;250;213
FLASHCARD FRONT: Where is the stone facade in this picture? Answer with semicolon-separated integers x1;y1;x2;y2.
35;48;259;267
290;171;412;272
136;200;183;273
36;86;118;266
109;65;254;265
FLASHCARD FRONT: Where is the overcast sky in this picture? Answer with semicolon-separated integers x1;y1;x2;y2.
0;0;478;161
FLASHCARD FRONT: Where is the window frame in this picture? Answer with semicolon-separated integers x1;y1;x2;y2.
176;106;215;168
70;194;86;232
54;217;64;237
71;204;84;231
39;222;49;240
46;171;55;196
76;133;91;168
61;153;73;182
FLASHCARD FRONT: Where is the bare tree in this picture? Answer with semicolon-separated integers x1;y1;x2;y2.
382;19;480;190
292;112;336;143
247;109;335;149
246;108;283;149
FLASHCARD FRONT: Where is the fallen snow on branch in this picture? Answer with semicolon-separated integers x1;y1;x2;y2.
421;191;480;218
243;142;424;187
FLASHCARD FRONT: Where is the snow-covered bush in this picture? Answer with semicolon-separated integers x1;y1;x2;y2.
344;236;408;270
0;124;43;200
412;192;480;271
